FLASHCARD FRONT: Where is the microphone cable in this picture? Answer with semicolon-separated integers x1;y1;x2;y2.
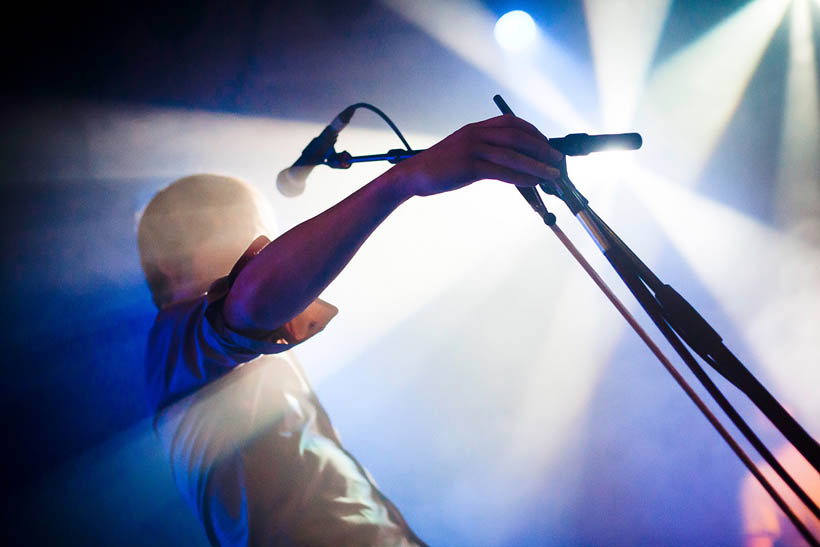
339;102;413;151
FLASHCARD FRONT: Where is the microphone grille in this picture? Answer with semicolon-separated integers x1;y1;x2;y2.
276;168;308;197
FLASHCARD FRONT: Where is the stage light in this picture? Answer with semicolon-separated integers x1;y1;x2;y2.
493;10;537;52
384;0;590;131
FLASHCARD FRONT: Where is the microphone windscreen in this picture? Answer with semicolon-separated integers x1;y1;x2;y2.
553;133;643;155
599;133;642;151
276;167;309;197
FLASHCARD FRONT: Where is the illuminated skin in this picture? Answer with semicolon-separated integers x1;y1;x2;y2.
186;114;563;337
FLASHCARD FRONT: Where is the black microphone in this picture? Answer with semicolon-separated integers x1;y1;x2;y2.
276;107;356;196
549;133;642;156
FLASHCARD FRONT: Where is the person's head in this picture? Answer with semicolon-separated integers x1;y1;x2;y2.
137;174;273;308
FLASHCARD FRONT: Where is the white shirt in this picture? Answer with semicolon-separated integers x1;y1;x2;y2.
145;250;423;546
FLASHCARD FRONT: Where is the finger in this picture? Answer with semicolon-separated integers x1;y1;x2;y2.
470;159;544;187
478;115;548;142
474;143;561;181
480;127;564;165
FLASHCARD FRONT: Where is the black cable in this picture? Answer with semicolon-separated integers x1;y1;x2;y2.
342;103;413;151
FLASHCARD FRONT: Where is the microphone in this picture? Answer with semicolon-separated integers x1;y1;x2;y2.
549;133;642;156
276;107;356;196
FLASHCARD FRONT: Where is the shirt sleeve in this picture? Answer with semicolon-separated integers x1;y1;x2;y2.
146;236;337;412
203;292;294;356
202;233;338;354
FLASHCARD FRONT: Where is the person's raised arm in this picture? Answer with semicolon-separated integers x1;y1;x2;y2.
222;115;564;337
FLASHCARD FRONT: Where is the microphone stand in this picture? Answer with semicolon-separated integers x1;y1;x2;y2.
541;143;820;473
553;168;820;547
317;98;820;544
325;149;421;168
323;133;643;169
489;95;820;545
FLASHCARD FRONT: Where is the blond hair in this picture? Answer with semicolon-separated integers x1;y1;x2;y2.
137;174;268;308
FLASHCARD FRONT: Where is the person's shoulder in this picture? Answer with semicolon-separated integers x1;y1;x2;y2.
150;295;209;338
145;295;210;410
160;294;209;320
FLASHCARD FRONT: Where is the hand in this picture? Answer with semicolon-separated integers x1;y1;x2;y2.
393;114;564;197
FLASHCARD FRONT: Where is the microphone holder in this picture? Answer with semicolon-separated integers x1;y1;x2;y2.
324;149;421;169
323;133;643;170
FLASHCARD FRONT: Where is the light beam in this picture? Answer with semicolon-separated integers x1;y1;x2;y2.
382;0;591;131
636;0;790;185
583;0;673;130
774;0;820;232
626;170;820;432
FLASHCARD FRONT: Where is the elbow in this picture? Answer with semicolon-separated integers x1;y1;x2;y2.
221;277;307;337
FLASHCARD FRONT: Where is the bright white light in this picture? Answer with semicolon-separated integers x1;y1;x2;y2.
493;10;537;52
775;0;820;227
584;0;672;130
385;0;589;131
625;169;820;431
636;0;790;185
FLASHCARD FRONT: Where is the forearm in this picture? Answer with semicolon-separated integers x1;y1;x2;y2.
222;165;413;336
222;114;563;336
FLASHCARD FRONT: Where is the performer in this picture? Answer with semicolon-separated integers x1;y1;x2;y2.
137;115;563;545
